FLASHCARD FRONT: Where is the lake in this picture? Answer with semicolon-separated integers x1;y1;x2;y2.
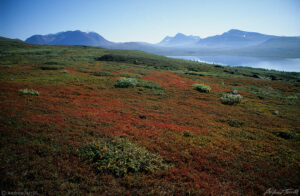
168;56;300;72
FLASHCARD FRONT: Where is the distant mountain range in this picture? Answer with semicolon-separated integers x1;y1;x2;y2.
25;29;300;58
158;33;201;47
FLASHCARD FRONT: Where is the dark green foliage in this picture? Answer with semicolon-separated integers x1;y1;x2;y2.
44;61;61;65
227;119;243;128
96;54;125;62
78;138;171;177
93;71;113;76
183;131;194;137
185;71;205;76
39;65;65;70
275;131;295;140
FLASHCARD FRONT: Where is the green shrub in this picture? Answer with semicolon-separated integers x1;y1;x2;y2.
39;65;65;70
221;93;243;105
185;71;205;76
93;71;113;76
115;77;138;88
79;138;171;176
193;83;211;93
120;73;142;79
227;119;243;127
44;61;61;65
1;65;12;68
19;89;39;96
183;131;194;137
137;80;161;89
60;70;69;73
115;77;161;90
77;68;93;73
275;131;295;140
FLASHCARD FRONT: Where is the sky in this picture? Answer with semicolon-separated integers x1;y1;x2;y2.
0;0;300;43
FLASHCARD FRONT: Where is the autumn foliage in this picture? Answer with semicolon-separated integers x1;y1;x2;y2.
0;37;299;195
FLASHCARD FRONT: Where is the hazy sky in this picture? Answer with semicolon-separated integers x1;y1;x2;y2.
1;0;300;43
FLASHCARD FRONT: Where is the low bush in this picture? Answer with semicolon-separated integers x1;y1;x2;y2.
115;77;138;88
115;78;161;89
185;71;205;76
221;93;242;105
227;119;243;127
44;61;60;65
193;83;211;93
137;80;161;89
79;137;171;177
77;68;93;73
39;65;65;70
93;71;113;76
275;131;295;140
120;73;142;79
183;131;194;137
60;70;69;73
19;89;39;96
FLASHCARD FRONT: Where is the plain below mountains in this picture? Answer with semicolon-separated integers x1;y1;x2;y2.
25;29;300;58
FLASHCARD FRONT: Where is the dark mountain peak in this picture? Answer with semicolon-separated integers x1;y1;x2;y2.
25;30;112;47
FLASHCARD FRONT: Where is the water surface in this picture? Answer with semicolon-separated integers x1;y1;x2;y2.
169;56;300;72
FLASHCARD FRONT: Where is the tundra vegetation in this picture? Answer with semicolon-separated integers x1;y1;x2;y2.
0;36;299;195
221;93;243;105
193;83;211;93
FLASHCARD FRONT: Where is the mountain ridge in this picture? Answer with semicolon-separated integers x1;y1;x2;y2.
25;29;300;58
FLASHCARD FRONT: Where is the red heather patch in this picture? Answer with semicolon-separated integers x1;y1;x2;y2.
142;72;195;88
66;69;81;74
